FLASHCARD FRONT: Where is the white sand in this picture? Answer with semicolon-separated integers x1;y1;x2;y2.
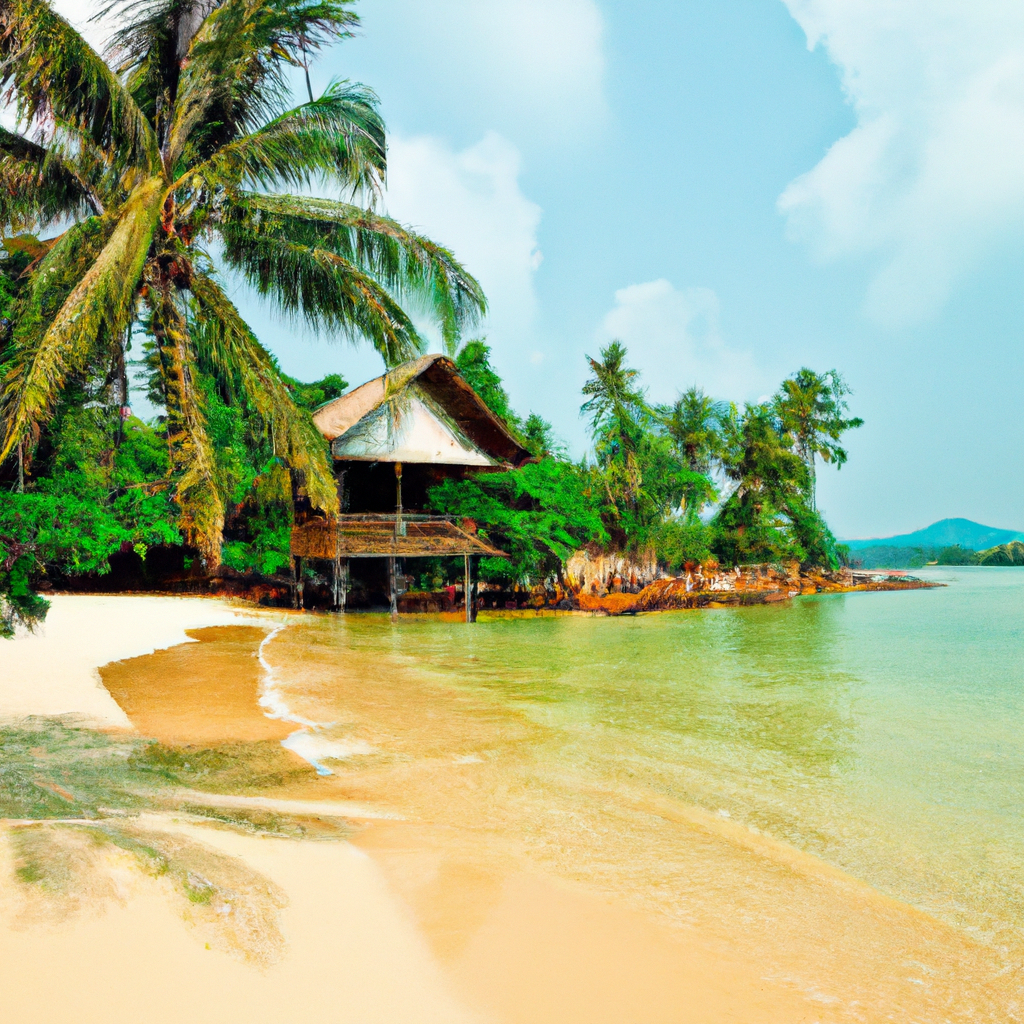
0;596;489;1024
2;594;979;1022
0;818;484;1024
0;594;270;728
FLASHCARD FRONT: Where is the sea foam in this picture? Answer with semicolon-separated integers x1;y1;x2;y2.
257;624;373;776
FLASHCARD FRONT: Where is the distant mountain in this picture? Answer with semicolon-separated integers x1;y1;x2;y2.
844;518;1024;552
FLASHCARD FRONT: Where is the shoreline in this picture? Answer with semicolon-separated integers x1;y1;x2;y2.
1;595;277;729
1;593;1011;1023
1;595;821;1022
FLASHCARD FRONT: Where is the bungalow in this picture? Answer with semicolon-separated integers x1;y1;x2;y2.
290;354;533;619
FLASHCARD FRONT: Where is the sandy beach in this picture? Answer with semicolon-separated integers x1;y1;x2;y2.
0;595;1013;1023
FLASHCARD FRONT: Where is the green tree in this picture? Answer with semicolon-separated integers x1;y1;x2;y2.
455;339;514;423
580;340;650;512
714;402;842;567
774;368;863;510
0;0;485;565
520;412;557;458
427;459;606;585
714;403;807;565
658;386;726;522
455;339;557;457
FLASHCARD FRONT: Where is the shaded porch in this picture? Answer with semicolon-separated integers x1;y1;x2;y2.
290;513;506;620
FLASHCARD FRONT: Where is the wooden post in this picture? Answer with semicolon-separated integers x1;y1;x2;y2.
394;462;405;536
332;556;349;613
464;554;472;624
292;556;302;609
389;556;398;622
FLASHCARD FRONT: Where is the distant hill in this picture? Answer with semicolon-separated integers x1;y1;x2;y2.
844;518;1024;552
978;541;1024;566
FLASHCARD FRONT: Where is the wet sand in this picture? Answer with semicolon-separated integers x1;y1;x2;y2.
1;598;1017;1022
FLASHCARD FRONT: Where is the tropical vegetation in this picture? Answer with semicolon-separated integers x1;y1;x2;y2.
0;0;868;635
0;0;483;634
428;340;861;585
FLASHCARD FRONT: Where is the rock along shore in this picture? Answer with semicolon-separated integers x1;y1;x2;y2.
572;563;939;616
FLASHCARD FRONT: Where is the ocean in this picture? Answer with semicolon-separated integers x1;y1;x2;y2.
260;566;1023;1015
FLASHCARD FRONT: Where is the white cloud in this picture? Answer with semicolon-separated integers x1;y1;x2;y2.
359;0;607;136
597;280;764;404
383;131;543;351
780;0;1024;325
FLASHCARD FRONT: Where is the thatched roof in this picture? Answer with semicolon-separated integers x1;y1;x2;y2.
311;355;532;467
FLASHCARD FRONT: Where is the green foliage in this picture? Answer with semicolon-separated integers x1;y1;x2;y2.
0;407;182;634
443;339;860;575
774;368;863;510
520;412;557;457
0;346;348;632
455;339;556;457
650;519;715;573
428;458;607;584
0;0;486;564
456;340;514;423
287;372;348;410
938;544;981;566
976;541;1024;566
709;400;845;568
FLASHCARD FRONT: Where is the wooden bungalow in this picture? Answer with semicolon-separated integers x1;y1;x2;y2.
290;354;533;619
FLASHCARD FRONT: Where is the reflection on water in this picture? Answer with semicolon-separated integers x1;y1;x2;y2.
260;567;1024;1016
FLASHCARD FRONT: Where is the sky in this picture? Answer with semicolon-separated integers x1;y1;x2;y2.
54;1;1024;539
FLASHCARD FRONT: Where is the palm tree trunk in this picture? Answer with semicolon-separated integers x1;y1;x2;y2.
16;441;24;493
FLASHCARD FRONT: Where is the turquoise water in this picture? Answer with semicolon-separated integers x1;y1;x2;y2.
275;567;1024;956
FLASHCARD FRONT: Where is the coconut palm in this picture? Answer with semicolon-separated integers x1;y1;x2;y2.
580;340;649;508
657;386;728;521
659;386;728;476
714;402;808;564
0;0;486;562
774;368;863;511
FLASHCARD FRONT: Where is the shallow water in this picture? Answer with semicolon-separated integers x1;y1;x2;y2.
253;569;1024;1015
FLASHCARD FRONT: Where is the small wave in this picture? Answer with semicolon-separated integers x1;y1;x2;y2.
257;624;373;776
282;732;375;775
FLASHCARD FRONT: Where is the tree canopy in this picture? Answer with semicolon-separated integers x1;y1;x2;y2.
0;0;485;565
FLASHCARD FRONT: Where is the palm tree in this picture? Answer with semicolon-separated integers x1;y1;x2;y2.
714;402;808;563
658;386;728;521
660;387;728;476
580;340;648;509
774;369;863;511
0;0;485;562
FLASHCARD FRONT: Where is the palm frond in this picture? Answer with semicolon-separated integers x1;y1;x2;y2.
167;0;359;168
0;127;110;231
0;218;111;451
0;0;160;174
223;191;486;352
146;279;224;562
101;0;220;139
188;270;338;515
183;80;384;193
0;177;165;460
218;217;423;366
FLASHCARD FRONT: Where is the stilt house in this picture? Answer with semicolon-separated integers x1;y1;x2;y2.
290;354;533;617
